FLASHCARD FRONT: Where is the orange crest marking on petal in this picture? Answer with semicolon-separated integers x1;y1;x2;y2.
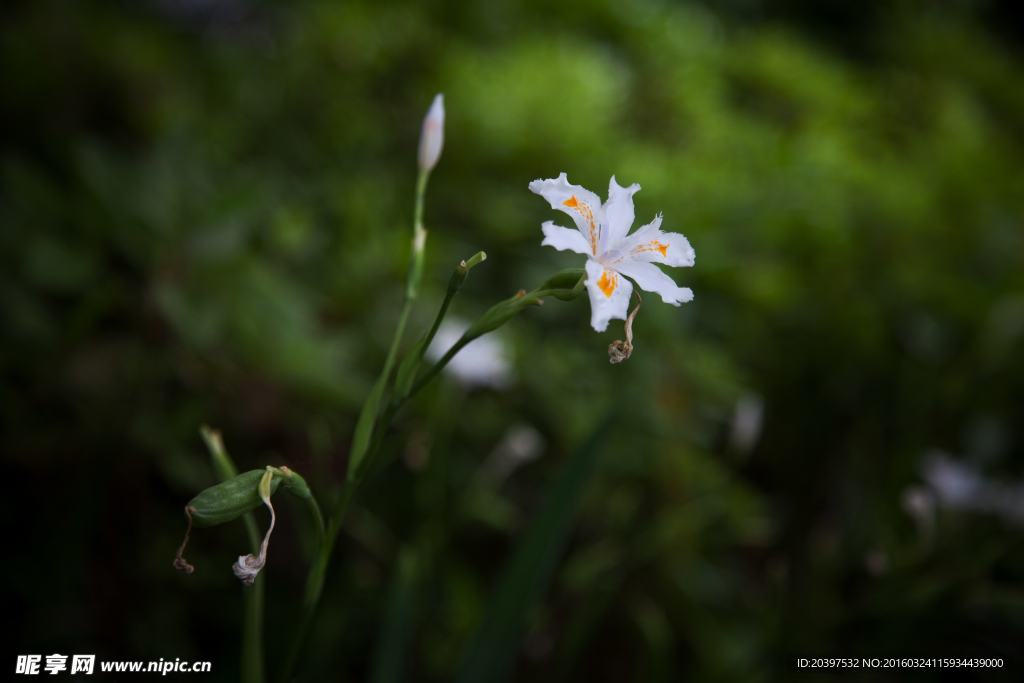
597;270;616;297
629;240;669;258
562;195;598;254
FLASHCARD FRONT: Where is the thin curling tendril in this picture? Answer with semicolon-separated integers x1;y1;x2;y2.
173;506;196;574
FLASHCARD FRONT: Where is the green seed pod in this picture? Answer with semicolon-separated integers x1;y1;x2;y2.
538;268;585;292
186;469;283;528
538;268;586;301
465;293;529;339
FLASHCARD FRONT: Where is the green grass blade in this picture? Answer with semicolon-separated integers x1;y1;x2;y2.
348;375;387;478
455;415;614;683
369;548;419;683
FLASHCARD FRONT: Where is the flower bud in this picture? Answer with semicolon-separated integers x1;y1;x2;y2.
417;93;445;173
447;251;487;296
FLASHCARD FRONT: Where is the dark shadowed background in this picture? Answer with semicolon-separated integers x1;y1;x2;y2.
4;0;1024;681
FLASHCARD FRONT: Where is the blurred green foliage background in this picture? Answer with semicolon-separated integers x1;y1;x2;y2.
3;0;1024;680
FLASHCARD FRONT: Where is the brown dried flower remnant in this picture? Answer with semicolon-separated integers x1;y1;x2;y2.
232;469;276;586
609;292;642;364
173;507;196;574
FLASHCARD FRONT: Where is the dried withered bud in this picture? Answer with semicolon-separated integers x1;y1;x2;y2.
232;469;276;586
608;292;642;364
608;339;631;364
232;551;266;586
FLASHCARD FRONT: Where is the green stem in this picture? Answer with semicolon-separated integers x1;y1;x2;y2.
409;333;473;395
381;301;414;402
421;293;454;359
383;170;429;383
408;170;429;300
279;273;576;680
394;252;486;401
281;171;580;681
242;576;265;683
284;170;434;682
409;277;582;396
414;173;427;225
242;509;266;683
303;494;326;547
346;171;432;480
242;513;262;551
200;426;266;683
326;480;359;562
279;479;358;683
366;400;404;468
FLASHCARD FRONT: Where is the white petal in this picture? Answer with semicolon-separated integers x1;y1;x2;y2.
529;173;603;256
614;260;693;305
584;258;633;332
599;176;640;253
611;214;695;268
541;221;590;255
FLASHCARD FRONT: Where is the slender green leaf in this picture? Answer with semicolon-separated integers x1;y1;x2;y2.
348;375;386;478
370;549;419;683
394;336;426;399
455;415;614;683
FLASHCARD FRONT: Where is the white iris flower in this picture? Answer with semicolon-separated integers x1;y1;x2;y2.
529;173;695;331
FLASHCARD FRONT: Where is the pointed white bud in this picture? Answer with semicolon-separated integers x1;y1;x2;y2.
417;93;445;173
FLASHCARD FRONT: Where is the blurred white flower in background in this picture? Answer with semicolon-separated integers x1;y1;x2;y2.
922;452;983;507
462;423;546;532
480;423;546;485
729;392;764;455
918;451;1024;526
426;317;516;390
901;484;936;544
